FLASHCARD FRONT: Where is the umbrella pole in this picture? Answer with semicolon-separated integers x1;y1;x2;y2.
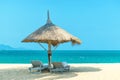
48;42;51;68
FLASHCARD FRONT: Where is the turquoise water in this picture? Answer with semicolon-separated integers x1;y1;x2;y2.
0;50;120;63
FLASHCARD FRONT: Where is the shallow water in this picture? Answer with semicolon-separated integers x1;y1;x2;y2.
0;50;120;63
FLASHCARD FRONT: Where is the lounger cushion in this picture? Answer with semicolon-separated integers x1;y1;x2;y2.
52;62;63;68
31;60;43;68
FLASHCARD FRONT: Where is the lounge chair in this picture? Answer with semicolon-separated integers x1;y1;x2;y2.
50;62;70;73
29;60;48;73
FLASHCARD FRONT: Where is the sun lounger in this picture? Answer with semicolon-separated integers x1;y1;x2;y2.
29;60;48;73
50;62;70;73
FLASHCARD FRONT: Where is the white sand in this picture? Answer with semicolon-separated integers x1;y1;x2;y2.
0;63;120;80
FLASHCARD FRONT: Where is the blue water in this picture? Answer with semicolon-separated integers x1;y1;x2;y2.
0;50;120;63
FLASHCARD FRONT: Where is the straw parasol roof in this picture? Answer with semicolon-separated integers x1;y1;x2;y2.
22;11;81;46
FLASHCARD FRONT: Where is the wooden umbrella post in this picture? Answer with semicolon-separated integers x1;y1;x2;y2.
48;41;52;68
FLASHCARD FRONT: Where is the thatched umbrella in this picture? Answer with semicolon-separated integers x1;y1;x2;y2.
22;11;81;67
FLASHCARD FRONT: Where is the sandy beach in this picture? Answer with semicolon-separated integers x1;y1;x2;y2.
0;63;120;80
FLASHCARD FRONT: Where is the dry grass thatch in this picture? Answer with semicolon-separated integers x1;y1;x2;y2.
22;11;81;46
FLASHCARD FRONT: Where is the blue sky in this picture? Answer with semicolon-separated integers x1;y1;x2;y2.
0;0;120;50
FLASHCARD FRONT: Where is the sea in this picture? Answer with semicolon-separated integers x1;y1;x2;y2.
0;50;120;64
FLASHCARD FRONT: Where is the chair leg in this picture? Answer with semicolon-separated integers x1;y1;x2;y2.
29;68;32;73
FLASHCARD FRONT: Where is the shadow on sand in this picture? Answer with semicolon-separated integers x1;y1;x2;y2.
71;66;102;72
0;66;102;80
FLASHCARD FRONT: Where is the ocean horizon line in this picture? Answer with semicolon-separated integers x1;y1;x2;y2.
1;50;120;51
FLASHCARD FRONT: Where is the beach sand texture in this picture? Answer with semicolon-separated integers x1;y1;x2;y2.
0;64;120;80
